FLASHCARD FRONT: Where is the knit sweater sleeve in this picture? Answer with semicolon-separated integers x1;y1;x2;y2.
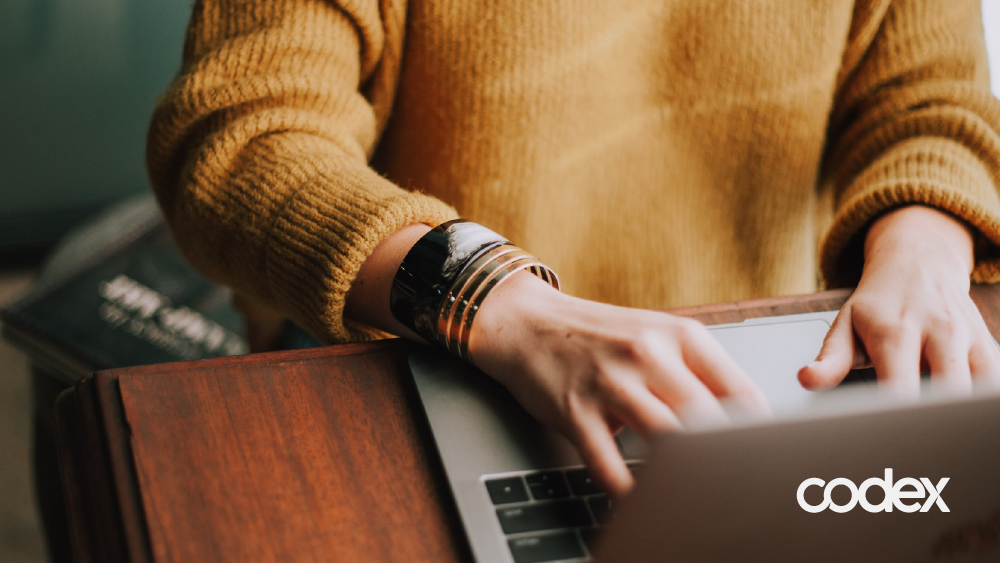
819;0;1000;288
146;0;457;343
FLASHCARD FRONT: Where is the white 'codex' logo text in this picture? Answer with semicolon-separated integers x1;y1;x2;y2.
797;469;949;513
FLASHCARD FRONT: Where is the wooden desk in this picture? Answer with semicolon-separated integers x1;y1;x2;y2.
54;288;1000;563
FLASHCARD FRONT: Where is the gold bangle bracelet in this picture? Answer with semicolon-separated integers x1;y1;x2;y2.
436;245;523;352
435;249;559;365
439;248;534;356
459;259;551;365
430;238;560;366
448;253;538;360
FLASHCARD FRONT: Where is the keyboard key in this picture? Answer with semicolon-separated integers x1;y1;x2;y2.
565;468;601;496
508;532;585;563
587;495;614;525
486;477;529;505
497;499;592;534
525;471;570;500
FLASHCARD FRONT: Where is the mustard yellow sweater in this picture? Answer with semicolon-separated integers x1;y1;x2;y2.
147;0;1000;343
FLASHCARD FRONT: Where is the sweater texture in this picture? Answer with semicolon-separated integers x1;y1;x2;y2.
147;0;1000;343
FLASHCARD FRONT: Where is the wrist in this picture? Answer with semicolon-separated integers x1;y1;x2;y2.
864;205;975;276
384;219;561;363
467;271;566;379
345;223;432;341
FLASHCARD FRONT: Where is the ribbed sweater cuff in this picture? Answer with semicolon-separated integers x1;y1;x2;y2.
820;137;1000;288
263;158;458;343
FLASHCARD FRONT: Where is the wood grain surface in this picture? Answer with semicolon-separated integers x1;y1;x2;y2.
113;340;468;563
54;285;1000;563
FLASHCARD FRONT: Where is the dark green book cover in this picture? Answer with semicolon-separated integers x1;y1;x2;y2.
1;221;248;384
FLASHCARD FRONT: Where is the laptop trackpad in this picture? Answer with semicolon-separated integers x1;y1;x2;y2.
711;318;838;411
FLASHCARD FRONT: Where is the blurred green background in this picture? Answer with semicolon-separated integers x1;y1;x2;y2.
0;0;189;261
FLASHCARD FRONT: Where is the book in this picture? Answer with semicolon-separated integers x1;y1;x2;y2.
1;211;248;385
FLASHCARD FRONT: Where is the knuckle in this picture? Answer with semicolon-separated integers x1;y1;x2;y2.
983;337;1000;360
941;317;971;343
926;309;956;332
669;389;705;410
622;329;666;364
864;318;907;342
593;369;623;394
669;317;707;344
560;392;591;433
724;380;762;400
675;317;704;334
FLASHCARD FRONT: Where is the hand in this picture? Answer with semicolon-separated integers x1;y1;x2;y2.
344;223;769;497
469;272;770;498
799;205;1000;395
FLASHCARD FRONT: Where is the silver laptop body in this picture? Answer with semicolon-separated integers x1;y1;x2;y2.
408;311;1000;562
595;387;1000;562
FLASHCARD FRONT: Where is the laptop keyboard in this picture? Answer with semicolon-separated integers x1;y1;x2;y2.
484;463;642;563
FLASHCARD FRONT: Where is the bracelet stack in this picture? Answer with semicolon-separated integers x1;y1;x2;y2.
390;220;560;365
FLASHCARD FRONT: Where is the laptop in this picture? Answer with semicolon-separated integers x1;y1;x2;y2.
408;310;1000;562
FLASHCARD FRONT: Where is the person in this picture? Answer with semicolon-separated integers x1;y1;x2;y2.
147;0;1000;498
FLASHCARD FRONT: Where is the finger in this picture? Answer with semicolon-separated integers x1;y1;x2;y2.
677;324;770;415
640;355;731;426
924;331;972;393
568;411;633;498
969;338;1000;386
866;327;922;399
607;383;682;439
798;308;863;390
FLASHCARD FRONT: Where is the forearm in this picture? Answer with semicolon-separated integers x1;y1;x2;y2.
818;1;1000;288
148;0;458;343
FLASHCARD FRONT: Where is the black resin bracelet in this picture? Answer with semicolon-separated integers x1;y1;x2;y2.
390;219;508;342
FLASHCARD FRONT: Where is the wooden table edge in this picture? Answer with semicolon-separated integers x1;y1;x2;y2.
54;285;1000;563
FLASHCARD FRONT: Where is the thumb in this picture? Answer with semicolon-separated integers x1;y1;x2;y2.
798;309;857;390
